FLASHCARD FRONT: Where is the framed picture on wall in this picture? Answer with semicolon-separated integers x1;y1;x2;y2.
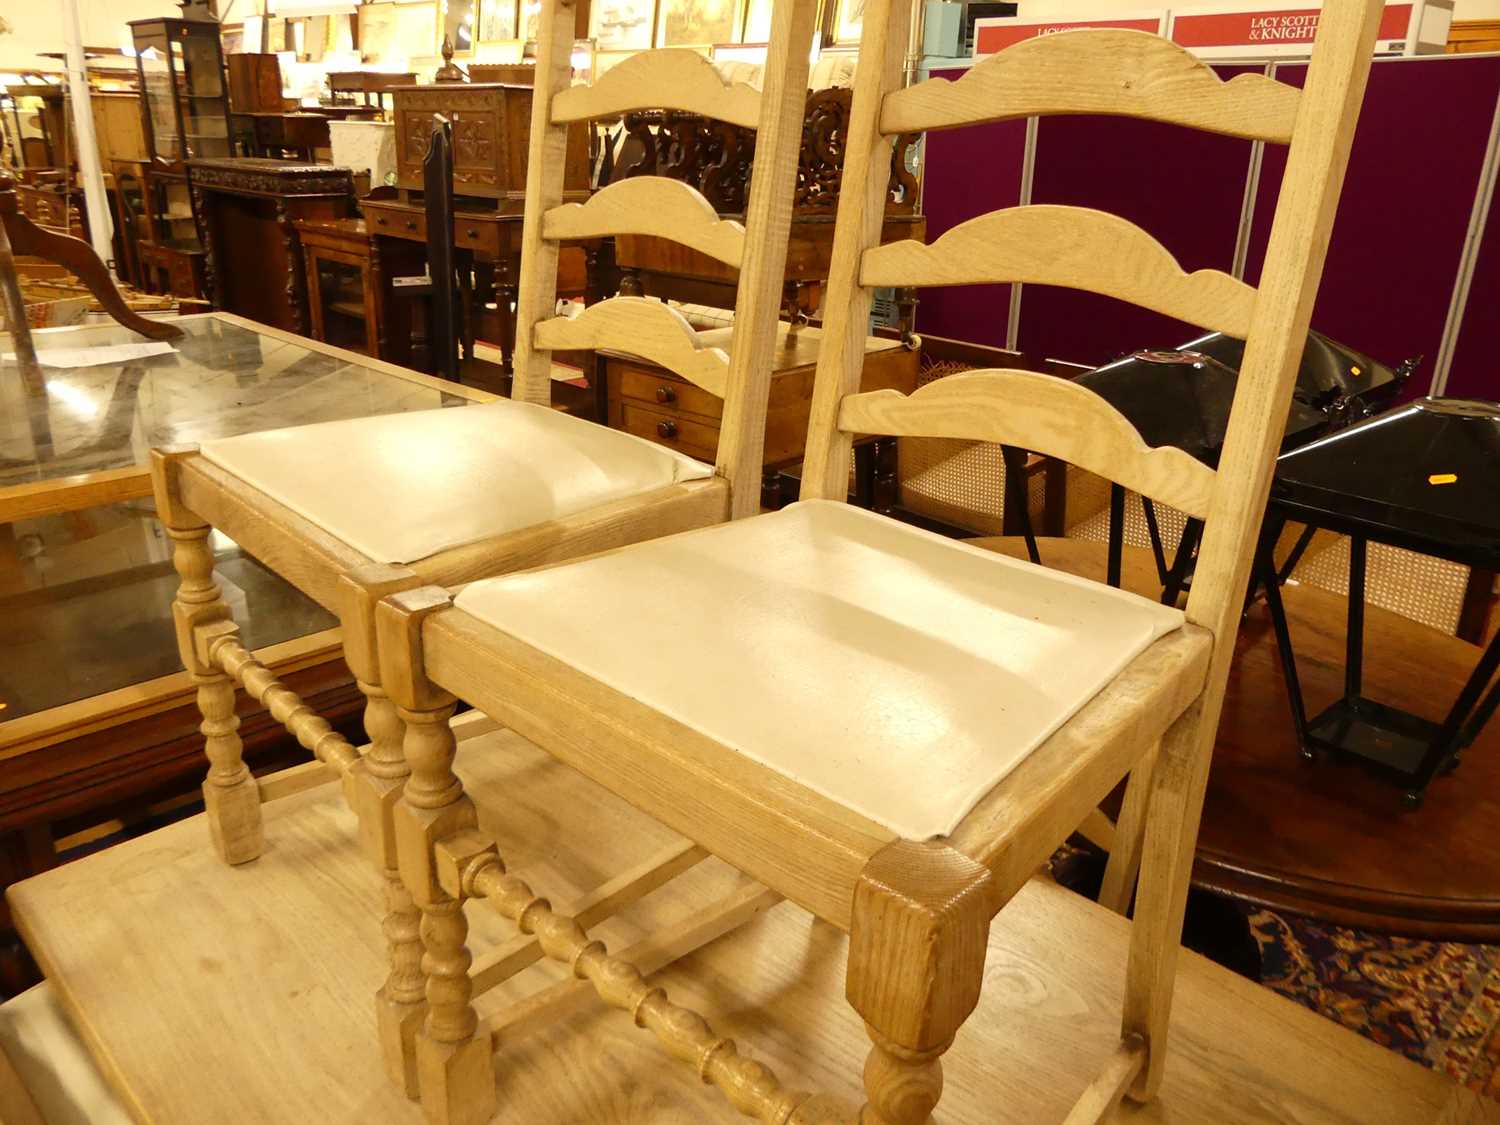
359;3;440;60
358;4;393;59
376;1;440;57
834;0;864;42
590;0;654;50
741;0;772;42
478;0;519;42
444;0;477;53
521;0;543;39
656;0;741;46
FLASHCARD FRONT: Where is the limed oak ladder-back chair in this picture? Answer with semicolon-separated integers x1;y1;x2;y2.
147;0;818;1106
370;0;1384;1119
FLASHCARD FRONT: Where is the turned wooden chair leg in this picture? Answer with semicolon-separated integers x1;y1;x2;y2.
845;841;996;1125
1097;740;1159;915
358;682;426;1099
1121;699;1212;1102
165;521;262;865
340;567;427;1098
380;591;496;1125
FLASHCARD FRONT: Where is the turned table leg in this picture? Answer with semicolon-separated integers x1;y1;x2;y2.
166;522;262;865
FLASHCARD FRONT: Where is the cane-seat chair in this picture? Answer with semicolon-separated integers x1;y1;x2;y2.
147;0;821;1110
370;0;1382;1121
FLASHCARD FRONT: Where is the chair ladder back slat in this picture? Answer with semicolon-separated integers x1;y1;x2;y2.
551;50;763;128
798;0;916;502
861;205;1257;338
509;0;579;405
714;0;821;514
881;30;1301;143
543;177;747;268
515;3;817;521
838;370;1217;518
533;297;730;396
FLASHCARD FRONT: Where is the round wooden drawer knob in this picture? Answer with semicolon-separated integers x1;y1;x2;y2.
655;385;677;404
656;420;678;439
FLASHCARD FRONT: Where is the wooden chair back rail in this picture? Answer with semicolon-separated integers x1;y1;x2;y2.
542;177;747;268
512;1;819;518
838;371;1216;519
859;206;1256;339
532;297;731;396
881;29;1301;143
436;830;855;1123
550;50;763;128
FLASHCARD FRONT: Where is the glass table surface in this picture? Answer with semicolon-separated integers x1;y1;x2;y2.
1;315;469;490
1;315;477;727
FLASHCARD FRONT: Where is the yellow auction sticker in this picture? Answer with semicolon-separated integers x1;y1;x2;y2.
1428;473;1458;485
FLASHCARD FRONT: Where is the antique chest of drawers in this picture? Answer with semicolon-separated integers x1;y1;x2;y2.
602;323;919;468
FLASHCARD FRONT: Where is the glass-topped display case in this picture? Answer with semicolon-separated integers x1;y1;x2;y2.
129;17;231;171
0;313;482;729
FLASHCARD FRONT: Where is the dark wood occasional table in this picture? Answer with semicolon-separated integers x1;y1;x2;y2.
0;312;495;986
974;535;1500;941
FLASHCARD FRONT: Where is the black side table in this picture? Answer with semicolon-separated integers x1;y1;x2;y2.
1259;398;1500;806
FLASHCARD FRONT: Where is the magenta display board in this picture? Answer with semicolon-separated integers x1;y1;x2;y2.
1441;167;1500;402
914;66;1027;348
1017;64;1263;365
1242;55;1500;400
915;53;1500;400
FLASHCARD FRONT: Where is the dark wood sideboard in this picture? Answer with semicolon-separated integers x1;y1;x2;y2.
188;157;355;334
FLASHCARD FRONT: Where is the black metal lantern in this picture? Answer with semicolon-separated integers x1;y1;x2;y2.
1071;330;1413;601
1258;398;1500;806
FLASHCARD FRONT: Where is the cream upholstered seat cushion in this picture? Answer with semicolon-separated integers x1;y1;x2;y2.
0;983;133;1125
456;500;1186;840
200;400;713;565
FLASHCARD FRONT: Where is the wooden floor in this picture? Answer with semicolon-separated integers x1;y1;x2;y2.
9;716;1494;1124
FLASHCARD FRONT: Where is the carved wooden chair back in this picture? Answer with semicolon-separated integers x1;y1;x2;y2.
422;114;461;381
802;0;1381;679
0;174;183;344
508;1;821;518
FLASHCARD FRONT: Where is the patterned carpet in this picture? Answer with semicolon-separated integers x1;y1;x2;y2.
1250;909;1500;1098
1051;845;1500;1099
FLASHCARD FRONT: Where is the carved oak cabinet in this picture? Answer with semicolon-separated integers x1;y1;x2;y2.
187;157;355;334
